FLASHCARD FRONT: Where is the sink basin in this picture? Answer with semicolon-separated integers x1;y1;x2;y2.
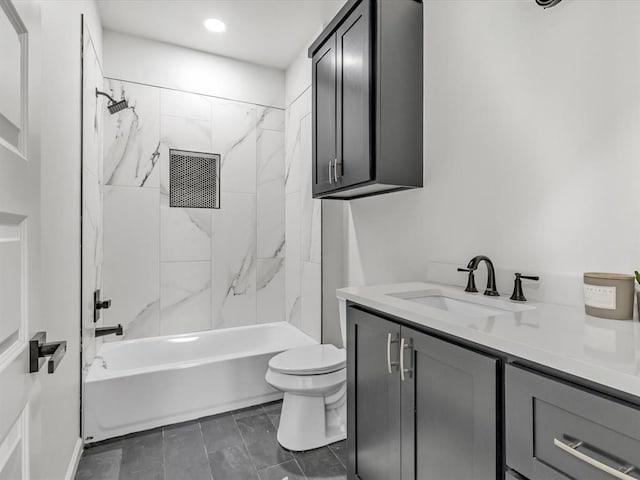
389;288;534;319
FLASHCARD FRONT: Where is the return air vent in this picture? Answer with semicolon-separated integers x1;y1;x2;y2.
169;149;220;209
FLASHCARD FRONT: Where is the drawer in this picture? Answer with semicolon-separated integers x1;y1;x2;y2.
505;365;640;480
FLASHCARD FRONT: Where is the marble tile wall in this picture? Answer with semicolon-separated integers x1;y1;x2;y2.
100;79;295;339
285;88;322;342
81;22;104;379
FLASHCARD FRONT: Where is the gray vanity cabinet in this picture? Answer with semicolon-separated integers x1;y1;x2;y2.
505;365;640;480
401;328;498;480
309;0;423;200
347;306;499;480
347;307;402;480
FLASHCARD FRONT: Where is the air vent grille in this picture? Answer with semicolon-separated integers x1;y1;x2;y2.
169;149;220;209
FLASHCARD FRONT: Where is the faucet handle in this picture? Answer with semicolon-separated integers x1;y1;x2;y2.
97;299;112;309
457;267;478;293
510;273;539;302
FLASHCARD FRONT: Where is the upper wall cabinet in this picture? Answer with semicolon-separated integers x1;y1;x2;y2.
309;0;423;200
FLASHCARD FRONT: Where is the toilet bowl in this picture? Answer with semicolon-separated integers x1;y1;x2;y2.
265;299;348;451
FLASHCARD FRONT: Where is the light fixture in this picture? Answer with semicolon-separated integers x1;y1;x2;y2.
536;0;563;8
204;18;226;33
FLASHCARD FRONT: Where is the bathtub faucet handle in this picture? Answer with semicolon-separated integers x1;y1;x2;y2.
96;299;111;309
94;289;112;323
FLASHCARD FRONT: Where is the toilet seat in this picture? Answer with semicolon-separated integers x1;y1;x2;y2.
268;344;346;375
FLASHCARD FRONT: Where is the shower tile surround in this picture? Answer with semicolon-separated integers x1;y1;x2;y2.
81;21;104;387
285;88;321;340
100;79;320;340
75;401;347;480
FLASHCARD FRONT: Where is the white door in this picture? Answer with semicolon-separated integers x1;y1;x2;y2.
0;1;46;479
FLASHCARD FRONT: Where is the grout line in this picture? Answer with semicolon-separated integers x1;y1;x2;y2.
196;421;215;480
161;427;167;480
292;456;309;480
327;442;347;470
232;410;261;478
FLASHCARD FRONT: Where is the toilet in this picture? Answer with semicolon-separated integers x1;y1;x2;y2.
265;299;348;451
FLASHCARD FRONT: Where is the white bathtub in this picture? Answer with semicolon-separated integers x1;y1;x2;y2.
84;322;317;443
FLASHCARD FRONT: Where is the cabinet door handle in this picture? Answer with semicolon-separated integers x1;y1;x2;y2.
554;438;636;480
400;338;413;382
334;159;340;182
386;333;399;374
328;160;333;184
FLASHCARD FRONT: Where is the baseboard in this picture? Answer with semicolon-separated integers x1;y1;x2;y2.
64;437;83;480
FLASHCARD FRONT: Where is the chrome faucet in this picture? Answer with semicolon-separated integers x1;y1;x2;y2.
458;255;499;297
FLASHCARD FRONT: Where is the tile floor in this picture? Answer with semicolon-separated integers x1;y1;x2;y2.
75;401;347;480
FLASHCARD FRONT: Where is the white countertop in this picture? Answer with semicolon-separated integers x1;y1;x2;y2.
337;282;640;399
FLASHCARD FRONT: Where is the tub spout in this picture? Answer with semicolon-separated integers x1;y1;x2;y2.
95;324;123;338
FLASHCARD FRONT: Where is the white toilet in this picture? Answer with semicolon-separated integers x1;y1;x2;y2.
265;299;348;451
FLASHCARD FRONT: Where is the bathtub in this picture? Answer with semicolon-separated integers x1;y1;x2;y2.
84;322;317;443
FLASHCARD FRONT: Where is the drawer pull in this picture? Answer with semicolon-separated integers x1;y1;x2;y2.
554;438;637;480
386;333;399;374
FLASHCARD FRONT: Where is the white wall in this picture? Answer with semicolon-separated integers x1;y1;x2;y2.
40;1;102;478
284;38;325;342
103;30;285;108
344;0;640;303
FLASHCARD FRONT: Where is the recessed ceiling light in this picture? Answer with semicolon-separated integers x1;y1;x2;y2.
204;18;226;33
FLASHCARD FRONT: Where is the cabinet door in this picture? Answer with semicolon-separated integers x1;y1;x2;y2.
312;34;337;195
336;0;373;189
401;327;498;480
347;307;401;480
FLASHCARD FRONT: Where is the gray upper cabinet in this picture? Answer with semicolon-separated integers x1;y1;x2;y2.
347;306;499;480
309;0;423;200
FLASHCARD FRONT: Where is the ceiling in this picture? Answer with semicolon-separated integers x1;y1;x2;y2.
97;0;345;70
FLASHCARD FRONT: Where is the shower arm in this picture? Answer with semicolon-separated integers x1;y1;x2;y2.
95;89;117;103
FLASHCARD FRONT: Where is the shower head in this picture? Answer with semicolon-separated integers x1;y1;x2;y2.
96;89;129;115
107;99;129;114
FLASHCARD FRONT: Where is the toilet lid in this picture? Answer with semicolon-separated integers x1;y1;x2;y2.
269;344;346;375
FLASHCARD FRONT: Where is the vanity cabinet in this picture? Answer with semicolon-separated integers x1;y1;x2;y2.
347;307;498;480
308;0;423;200
505;365;640;480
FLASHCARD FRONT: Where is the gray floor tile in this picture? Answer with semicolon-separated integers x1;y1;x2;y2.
119;463;164;480
83;440;123;457
232;404;266;420
328;440;347;468
120;429;163;475
75;449;122;480
163;421;199;440
163;421;212;480
200;412;244;453
208;444;259;480
294;447;346;480
257;460;306;480
236;413;293;469
268;413;281;429
235;413;278;442
165;455;212;480
262;401;282;416
76;402;345;480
